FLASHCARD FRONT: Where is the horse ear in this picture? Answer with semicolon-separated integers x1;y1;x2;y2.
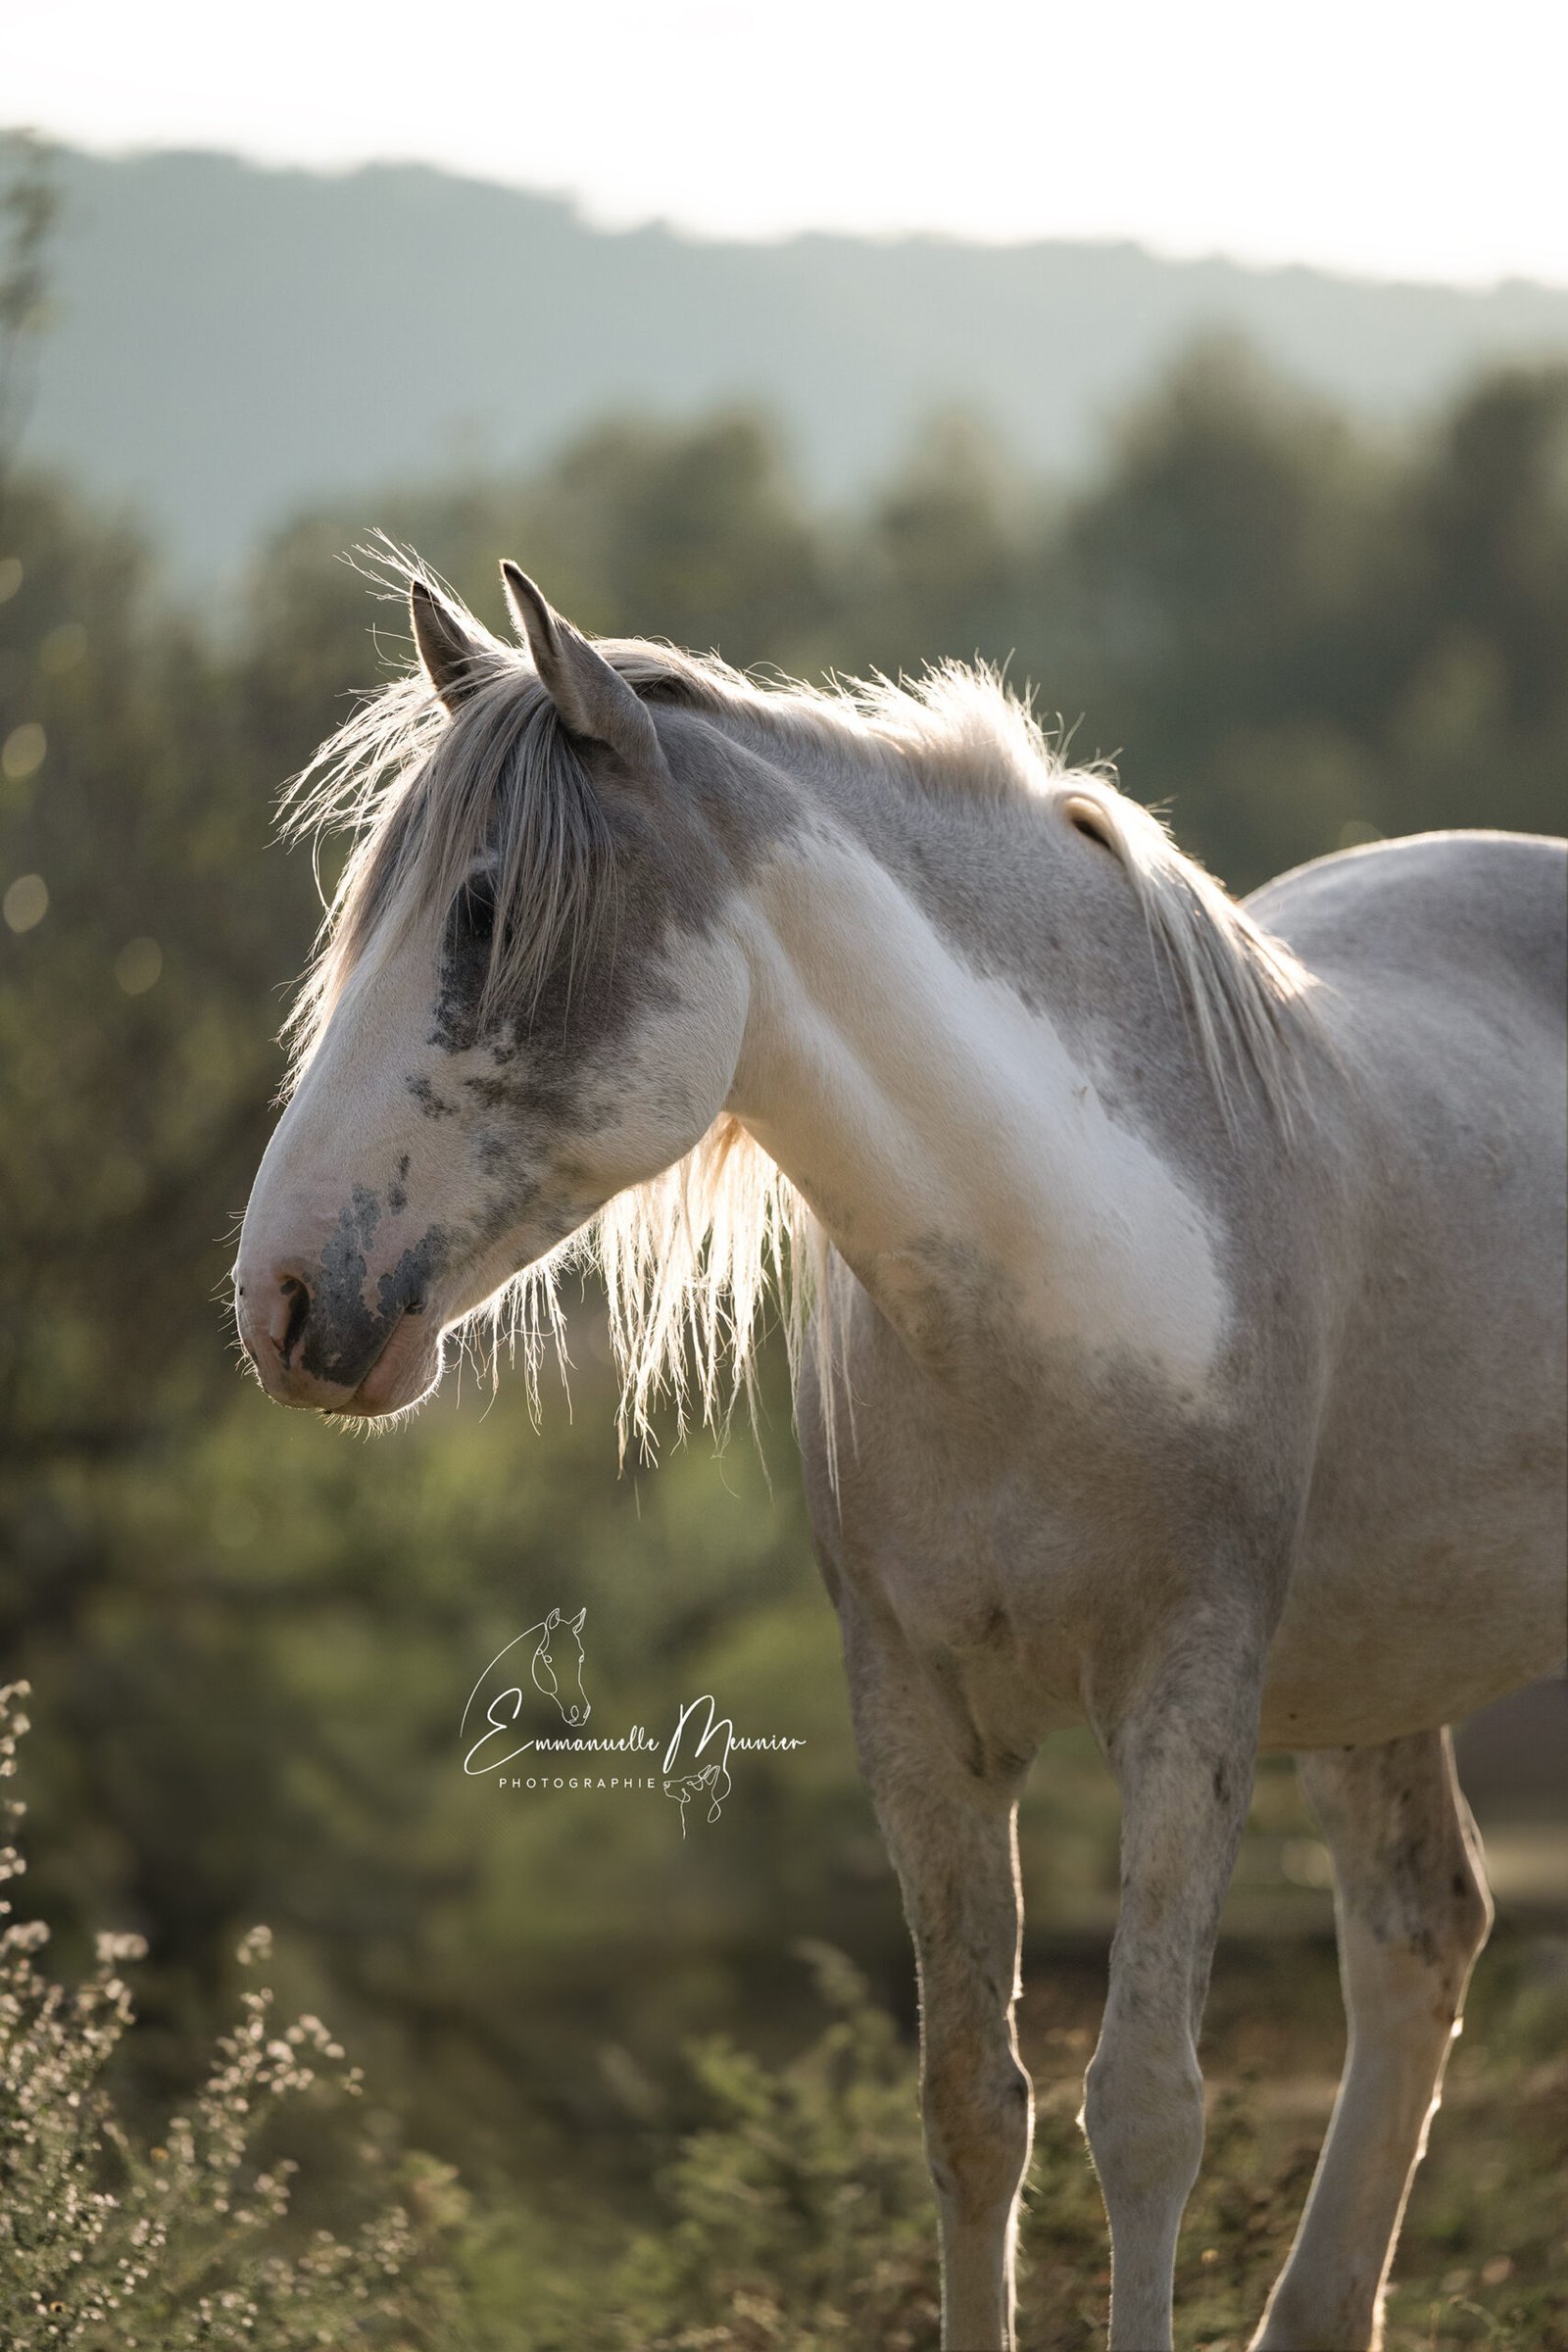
545;1607;561;1630
501;561;668;780
410;578;488;715
568;1607;586;1634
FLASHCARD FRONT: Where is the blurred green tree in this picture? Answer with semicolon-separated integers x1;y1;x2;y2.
0;129;60;513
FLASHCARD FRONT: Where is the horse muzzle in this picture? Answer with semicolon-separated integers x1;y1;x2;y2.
234;1257;445;1418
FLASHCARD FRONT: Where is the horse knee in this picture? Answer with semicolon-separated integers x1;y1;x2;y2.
923;2050;1032;2216
1353;1845;1492;2029
1082;2036;1204;2212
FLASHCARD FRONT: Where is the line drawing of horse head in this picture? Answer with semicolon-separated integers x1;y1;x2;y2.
530;1607;590;1727
459;1608;591;1752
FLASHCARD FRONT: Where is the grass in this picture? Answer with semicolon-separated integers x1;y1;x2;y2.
446;1928;1567;2350
1010;1930;1568;2348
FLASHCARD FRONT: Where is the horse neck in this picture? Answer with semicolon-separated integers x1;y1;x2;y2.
721;744;1233;1396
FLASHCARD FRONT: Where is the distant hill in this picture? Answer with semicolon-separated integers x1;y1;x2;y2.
24;147;1568;578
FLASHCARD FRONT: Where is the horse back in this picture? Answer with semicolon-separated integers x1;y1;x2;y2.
1249;830;1566;1740
1247;828;1566;1033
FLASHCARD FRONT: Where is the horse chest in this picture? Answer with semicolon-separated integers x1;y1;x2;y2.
813;1400;1165;1736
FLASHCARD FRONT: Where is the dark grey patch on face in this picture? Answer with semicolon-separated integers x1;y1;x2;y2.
347;1184;380;1248
412;704;806;1157
407;1073;456;1119
318;672;811;1298
300;1196;378;1382
298;1189;451;1389
428;878;494;1054
376;1227;449;1322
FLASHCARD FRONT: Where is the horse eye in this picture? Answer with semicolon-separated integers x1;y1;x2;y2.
458;871;498;942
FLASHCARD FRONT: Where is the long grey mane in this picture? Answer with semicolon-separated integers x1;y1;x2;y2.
283;553;1314;1450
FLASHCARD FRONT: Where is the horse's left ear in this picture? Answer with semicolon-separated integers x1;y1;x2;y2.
410;578;489;715
501;561;669;781
568;1607;586;1634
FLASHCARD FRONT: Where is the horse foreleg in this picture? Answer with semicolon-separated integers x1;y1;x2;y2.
1082;1627;1262;2352
1251;1729;1492;2352
847;1624;1033;2352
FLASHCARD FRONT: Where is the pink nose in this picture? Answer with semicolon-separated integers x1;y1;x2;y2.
235;1266;311;1363
267;1273;312;1362
234;1264;346;1405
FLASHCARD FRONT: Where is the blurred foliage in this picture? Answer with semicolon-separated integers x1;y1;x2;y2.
0;1684;468;2351
0;130;60;507
1;340;1566;2333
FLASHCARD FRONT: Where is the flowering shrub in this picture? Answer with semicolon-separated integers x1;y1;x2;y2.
0;1684;465;2348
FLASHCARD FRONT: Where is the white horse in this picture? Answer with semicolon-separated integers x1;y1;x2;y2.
235;561;1566;2352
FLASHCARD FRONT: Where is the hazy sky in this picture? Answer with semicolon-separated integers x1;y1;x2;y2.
10;0;1566;286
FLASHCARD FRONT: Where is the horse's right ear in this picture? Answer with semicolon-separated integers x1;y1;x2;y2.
501;560;669;780
410;578;488;715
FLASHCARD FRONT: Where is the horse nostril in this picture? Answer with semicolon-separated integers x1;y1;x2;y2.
277;1276;312;1366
